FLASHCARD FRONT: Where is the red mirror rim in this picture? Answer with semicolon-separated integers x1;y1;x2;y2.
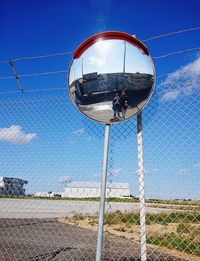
73;31;149;59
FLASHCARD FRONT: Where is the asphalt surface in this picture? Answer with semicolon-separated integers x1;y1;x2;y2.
0;218;187;261
0;199;170;219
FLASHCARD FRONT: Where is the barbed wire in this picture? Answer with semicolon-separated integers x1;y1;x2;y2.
0;78;199;96
143;26;200;42
0;87;67;95
152;47;200;59
0;26;199;64
0;47;199;82
0;27;199;94
0;70;68;80
0;51;73;64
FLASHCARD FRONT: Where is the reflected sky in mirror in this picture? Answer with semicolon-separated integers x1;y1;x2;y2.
69;40;153;84
68;38;155;123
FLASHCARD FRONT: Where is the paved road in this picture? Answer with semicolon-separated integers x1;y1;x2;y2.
0;218;187;261
0;199;170;219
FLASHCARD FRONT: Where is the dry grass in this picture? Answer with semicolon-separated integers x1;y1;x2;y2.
59;211;200;260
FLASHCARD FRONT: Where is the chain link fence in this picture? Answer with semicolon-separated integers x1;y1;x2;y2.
0;54;199;260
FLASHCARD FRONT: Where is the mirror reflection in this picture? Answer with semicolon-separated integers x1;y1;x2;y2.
68;38;155;123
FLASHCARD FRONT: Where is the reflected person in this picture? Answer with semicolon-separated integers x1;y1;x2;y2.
112;93;121;119
120;90;129;119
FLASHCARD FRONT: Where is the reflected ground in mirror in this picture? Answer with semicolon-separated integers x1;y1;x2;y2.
68;39;155;123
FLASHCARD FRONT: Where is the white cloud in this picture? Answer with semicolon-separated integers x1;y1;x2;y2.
194;162;200;167
160;89;181;102
0;125;36;144
130;169;146;176
132;168;156;175
68;128;87;144
93;168;122;178
92;172;101;178
151;168;159;174
58;176;72;184
73;128;85;136
162;56;200;84
112;168;122;176
68;128;92;144
87;56;106;66
177;169;189;176
160;56;200;102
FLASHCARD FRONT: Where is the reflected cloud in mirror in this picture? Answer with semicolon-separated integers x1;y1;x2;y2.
68;38;155;123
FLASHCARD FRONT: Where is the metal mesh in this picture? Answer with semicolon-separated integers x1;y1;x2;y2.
0;91;102;260
103;76;200;261
0;69;199;260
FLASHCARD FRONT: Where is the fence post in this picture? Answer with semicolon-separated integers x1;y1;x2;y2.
96;123;110;261
137;112;147;261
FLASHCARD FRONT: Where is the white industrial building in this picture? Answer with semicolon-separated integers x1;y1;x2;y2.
63;182;130;198
0;177;28;195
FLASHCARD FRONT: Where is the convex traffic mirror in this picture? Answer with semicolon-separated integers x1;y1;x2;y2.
68;31;155;123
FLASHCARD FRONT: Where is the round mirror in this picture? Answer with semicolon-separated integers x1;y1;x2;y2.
68;31;155;123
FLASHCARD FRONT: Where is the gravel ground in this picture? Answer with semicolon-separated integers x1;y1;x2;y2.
0;199;170;219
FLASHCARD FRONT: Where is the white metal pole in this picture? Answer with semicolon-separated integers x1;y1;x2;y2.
96;123;110;261
137;112;147;261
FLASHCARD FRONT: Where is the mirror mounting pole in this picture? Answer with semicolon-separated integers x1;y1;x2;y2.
137;111;147;261
96;122;110;261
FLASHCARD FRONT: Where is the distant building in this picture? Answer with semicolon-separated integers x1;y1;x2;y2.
34;192;61;198
0;177;28;195
72;72;153;98
63;182;130;198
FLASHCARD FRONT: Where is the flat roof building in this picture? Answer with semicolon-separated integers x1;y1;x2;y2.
0;177;28;196
63;182;130;198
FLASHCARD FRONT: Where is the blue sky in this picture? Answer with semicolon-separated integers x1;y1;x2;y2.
0;0;199;199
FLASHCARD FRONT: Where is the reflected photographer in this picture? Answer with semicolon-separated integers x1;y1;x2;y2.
112;93;121;120
120;90;129;120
